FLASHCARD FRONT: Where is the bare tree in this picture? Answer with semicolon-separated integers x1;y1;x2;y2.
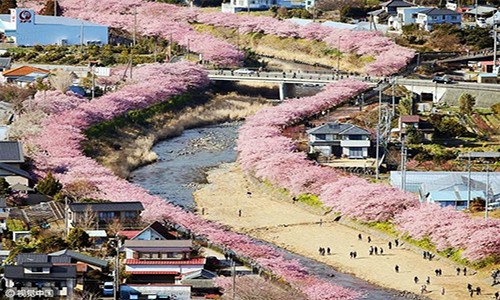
107;218;124;236
73;290;100;300
78;206;98;229
62;180;99;201
49;69;74;93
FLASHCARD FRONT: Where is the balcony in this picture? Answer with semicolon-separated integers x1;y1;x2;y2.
340;140;370;148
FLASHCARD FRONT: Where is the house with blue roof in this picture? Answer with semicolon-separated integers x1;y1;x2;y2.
416;8;461;31
390;171;500;210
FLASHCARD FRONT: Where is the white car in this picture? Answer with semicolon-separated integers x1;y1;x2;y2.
476;17;487;28
234;68;255;75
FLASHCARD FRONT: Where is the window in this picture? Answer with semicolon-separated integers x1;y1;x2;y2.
124;211;137;219
349;147;363;158
315;134;326;140
98;212;115;220
450;16;457;20
348;135;363;140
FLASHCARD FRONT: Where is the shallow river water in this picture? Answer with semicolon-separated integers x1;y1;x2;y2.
130;123;419;299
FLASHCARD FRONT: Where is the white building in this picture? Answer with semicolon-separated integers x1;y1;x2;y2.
307;122;371;159
222;0;304;13
392;7;433;31
0;8;108;46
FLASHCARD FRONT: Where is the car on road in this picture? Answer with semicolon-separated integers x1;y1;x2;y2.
233;68;255;75
432;75;453;84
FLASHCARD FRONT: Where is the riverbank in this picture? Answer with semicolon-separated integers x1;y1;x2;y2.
194;163;499;299
82;93;269;178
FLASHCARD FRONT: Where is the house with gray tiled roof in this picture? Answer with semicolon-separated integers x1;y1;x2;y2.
67;201;144;231
307;122;371;159
4;253;76;298
0;141;31;191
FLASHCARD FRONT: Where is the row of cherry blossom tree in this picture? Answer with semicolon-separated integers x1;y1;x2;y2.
236;79;500;262
14;62;359;300
22;0;413;74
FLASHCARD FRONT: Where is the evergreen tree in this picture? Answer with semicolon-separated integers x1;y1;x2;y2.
66;228;91;249
36;172;62;196
458;93;476;115
0;177;10;196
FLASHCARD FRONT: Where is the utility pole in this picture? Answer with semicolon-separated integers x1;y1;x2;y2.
494;22;499;74
54;0;57;16
375;86;382;180
467;153;472;210
400;137;407;191
337;35;341;72
392;77;396;117
113;238;121;300
231;259;236;300
485;163;490;219
64;196;69;237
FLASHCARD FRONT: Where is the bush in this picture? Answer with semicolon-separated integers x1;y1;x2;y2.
296;193;323;208
7;219;28;231
492;103;500;116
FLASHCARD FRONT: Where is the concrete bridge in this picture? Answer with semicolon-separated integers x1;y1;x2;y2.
208;70;500;106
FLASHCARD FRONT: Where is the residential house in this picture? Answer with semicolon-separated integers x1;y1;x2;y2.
392;7;434;31
1;65;49;86
477;73;498;84
396;115;434;141
416;8;461;31
120;239;206;300
390;171;500;209
130;221;177;241
49;249;108;291
0;57;11;72
66;201;144;230
0;141;31;189
368;0;415;24
4;253;77;298
420;174;487;209
307;122;371;159
180;269;219;298
463;5;497;21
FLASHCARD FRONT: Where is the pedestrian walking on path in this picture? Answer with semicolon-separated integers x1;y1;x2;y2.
414;276;419;284
238;209;242;217
358;233;362;240
367;236;371;243
464;267;467;276
441;287;445;295
388;241;392;249
395;265;399;273
457;267;461;276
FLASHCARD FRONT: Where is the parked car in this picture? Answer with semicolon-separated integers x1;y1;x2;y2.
233;68;255;75
487;202;500;210
476;17;487;28
102;281;114;296
432;75;453;84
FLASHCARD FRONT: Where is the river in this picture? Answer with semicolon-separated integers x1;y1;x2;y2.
130;122;420;299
